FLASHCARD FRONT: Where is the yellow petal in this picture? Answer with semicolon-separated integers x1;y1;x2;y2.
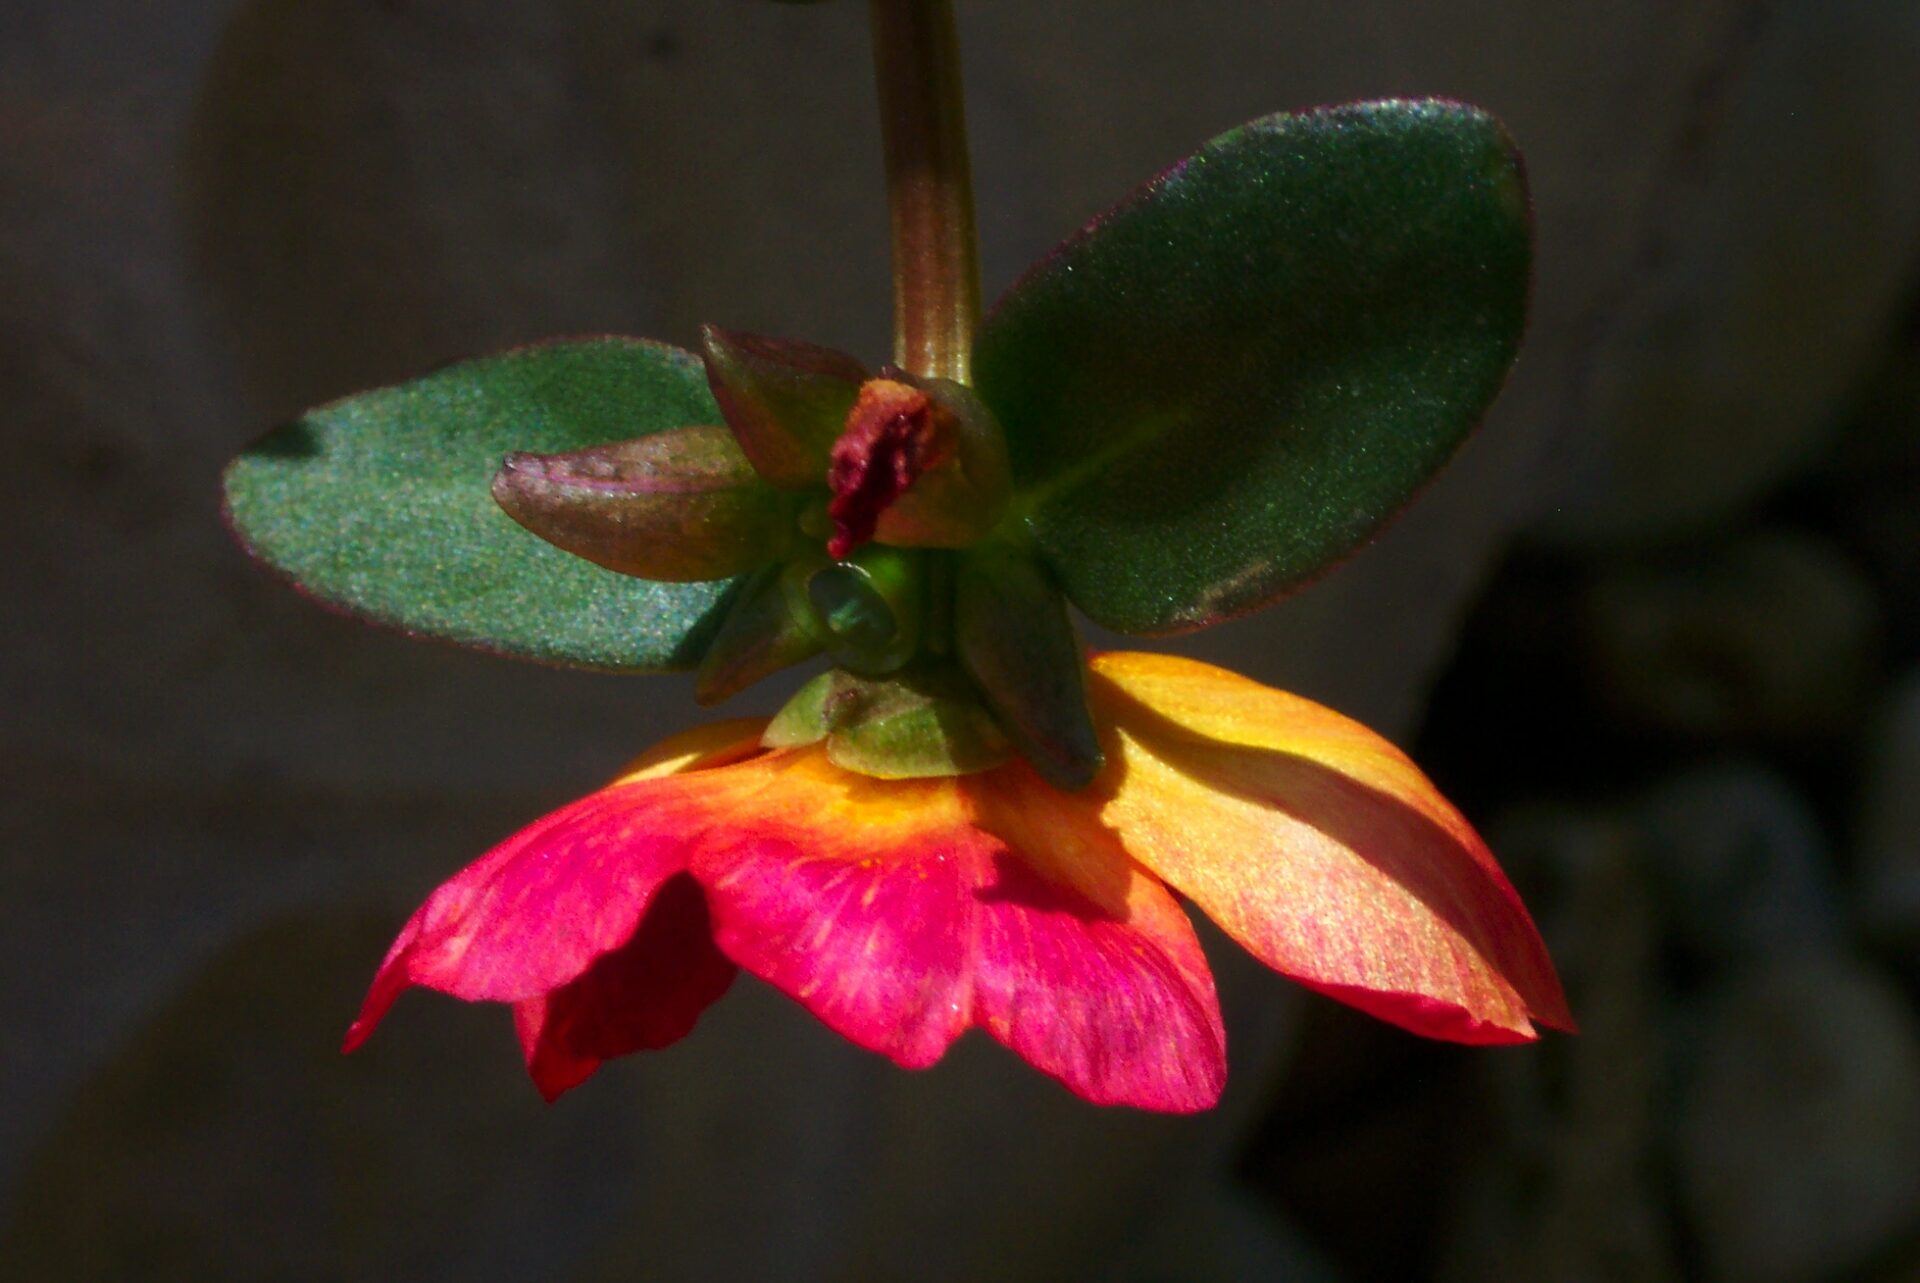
1088;652;1572;1043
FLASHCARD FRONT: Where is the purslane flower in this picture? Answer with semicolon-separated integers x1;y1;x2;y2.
223;98;1569;1112
345;653;1571;1111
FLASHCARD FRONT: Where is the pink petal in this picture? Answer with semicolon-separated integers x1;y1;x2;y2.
969;766;1227;1111
1089;652;1572;1043
345;761;753;1052
513;873;737;1100
690;759;979;1068
689;751;1227;1110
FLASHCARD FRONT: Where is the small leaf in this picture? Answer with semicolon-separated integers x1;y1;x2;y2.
492;425;793;583
869;375;1011;551
701;325;866;489
954;544;1102;790
975;100;1532;635
763;665;1010;778
694;561;824;705
223;338;735;671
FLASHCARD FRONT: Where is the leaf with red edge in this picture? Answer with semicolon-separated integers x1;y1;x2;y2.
224;338;736;671
701;324;866;489
975;100;1532;636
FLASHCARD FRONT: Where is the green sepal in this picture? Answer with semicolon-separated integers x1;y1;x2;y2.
701;325;866;489
764;663;1011;779
975;99;1532;635
953;544;1103;790
222;337;735;671
694;560;825;705
491;425;794;583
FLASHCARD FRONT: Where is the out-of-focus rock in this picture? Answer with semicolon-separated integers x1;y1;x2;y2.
1582;531;1881;742
1438;805;1683;1283
1108;1181;1343;1283
1633;762;1842;964
1856;670;1920;954
1676;953;1920;1283
0;910;636;1283
1536;0;1920;547
1830;326;1920;654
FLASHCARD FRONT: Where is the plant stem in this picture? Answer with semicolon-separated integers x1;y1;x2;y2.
869;0;980;384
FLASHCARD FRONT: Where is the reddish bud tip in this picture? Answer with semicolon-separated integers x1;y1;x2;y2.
826;378;956;559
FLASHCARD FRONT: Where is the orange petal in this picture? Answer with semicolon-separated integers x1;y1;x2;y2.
969;763;1226;1109
613;717;772;781
683;749;1228;1110
1088;651;1572;1043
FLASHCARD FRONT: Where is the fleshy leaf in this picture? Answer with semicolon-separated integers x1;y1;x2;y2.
764;665;1010;778
492;425;792;583
701;325;867;489
974;100;1532;635
954;544;1102;790
693;561;824;705
223;338;736;671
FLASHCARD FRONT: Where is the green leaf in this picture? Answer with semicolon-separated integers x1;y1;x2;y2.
700;325;866;489
223;337;738;671
763;664;1010;778
975;100;1532;635
953;544;1102;790
694;560;824;705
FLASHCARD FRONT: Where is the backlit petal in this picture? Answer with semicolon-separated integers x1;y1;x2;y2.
970;764;1226;1111
346;722;767;1051
688;750;1227;1109
690;753;981;1067
1089;652;1572;1043
513;873;737;1100
613;717;771;782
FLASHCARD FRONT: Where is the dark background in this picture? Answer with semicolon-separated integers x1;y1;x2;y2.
6;1;1919;1279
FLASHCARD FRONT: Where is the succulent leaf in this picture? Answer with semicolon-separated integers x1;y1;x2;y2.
974;99;1532;635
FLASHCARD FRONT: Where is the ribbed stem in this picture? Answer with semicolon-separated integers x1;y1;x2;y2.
869;0;980;383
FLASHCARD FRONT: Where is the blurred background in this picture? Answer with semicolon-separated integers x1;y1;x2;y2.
6;0;1920;1279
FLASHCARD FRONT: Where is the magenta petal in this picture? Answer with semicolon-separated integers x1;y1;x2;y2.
688;754;1226;1109
513;874;738;1100
344;779;702;1051
970;853;1226;1112
696;826;979;1069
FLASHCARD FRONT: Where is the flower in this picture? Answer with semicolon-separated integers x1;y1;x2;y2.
220;100;1566;1112
345;651;1572;1112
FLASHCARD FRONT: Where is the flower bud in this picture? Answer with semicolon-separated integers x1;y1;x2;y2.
701;325;867;489
491;425;790;582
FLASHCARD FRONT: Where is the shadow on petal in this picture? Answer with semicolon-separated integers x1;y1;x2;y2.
1094;686;1572;1040
971;850;1121;917
969;851;1226;1111
515;873;737;1100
